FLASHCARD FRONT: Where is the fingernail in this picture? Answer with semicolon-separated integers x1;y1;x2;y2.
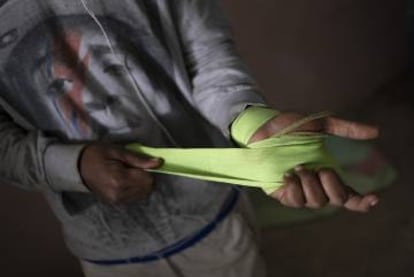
294;165;305;172
284;172;292;178
370;199;379;207
151;158;163;165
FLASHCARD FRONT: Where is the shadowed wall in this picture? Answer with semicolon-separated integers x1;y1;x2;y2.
0;1;407;276
221;0;407;112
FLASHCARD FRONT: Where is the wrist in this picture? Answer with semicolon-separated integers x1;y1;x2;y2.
230;106;280;146
44;143;90;192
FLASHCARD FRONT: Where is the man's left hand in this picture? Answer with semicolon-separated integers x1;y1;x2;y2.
250;112;380;213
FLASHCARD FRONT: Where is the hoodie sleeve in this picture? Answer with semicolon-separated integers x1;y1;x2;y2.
0;107;88;193
175;0;267;137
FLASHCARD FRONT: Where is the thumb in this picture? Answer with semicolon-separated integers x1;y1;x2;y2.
324;117;379;140
117;149;162;169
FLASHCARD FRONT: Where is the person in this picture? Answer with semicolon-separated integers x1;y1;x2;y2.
0;0;379;276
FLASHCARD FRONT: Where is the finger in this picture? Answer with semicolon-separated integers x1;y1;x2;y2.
285;173;307;208
324;117;379;140
295;166;328;209
125;168;154;194
124;168;154;187
318;169;347;207
270;186;286;202
121;184;153;203
249;113;322;143
272;173;306;208
114;148;162;169
344;188;379;213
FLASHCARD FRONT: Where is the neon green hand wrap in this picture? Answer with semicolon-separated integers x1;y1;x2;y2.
126;106;338;194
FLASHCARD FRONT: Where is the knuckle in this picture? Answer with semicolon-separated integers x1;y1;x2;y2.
307;202;324;209
278;198;290;207
286;173;300;185
279;192;305;208
108;178;123;190
286;193;305;208
106;176;117;187
339;192;349;203
127;170;154;197
129;169;152;185
271;187;286;200
303;174;318;186
314;197;329;208
282;175;291;185
296;169;315;181
141;173;154;186
333;193;347;206
331;198;346;207
284;183;296;193
290;200;305;208
318;169;332;179
285;192;305;208
105;191;121;204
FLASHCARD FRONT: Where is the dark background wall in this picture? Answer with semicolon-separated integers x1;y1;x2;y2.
0;1;408;276
220;0;407;112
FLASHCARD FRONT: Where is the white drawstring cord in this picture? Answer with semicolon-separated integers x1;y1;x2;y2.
79;0;179;146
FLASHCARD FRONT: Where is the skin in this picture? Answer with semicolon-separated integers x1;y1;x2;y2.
250;112;380;213
79;112;379;212
79;144;162;204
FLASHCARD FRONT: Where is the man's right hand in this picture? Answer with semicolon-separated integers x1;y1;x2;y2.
79;144;162;204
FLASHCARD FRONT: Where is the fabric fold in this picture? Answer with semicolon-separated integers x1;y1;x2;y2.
127;107;338;194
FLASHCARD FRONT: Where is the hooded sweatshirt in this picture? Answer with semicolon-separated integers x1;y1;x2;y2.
0;0;264;261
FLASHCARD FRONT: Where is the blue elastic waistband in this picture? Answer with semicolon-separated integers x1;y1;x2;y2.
84;187;240;265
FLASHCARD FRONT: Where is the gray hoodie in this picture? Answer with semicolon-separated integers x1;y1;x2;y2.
0;0;264;261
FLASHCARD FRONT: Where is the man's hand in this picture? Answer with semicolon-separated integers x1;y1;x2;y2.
250;112;380;213
79;144;162;204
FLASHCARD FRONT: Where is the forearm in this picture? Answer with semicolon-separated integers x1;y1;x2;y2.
176;0;266;136
0;110;88;192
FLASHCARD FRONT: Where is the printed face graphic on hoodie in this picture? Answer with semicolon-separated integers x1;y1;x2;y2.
3;15;173;141
46;25;143;137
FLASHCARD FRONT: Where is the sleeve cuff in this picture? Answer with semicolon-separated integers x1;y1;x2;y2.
230;106;280;146
208;90;267;137
44;144;90;192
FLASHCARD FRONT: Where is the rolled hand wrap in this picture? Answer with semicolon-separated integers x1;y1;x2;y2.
126;106;338;194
